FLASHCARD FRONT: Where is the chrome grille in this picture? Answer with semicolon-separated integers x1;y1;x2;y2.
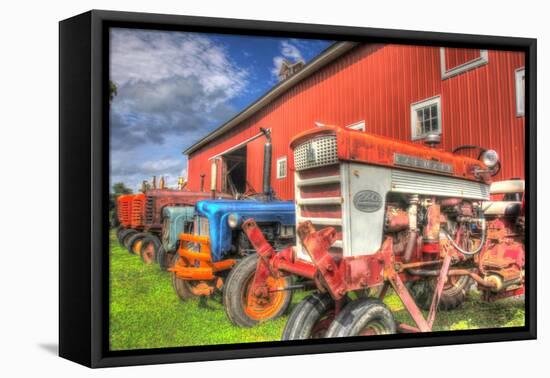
391;170;490;200
198;216;209;237
294;135;338;171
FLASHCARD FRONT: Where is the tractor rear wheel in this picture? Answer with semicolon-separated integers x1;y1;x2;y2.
223;254;292;328
408;275;473;311
282;293;344;340
157;247;176;271
117;228;136;246
140;235;160;264
126;232;147;255
326;298;396;337
116;227;126;243
119;229;137;248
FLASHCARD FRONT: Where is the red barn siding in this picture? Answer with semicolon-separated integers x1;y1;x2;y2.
187;44;525;200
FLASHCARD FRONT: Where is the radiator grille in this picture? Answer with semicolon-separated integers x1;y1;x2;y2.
145;196;154;224
118;201;130;225
391;170;490;200
130;197;145;227
294;135;338;171
294;166;344;259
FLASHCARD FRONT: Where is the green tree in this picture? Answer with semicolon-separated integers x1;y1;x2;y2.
112;182;133;195
110;182;133;211
110;182;133;227
109;80;118;104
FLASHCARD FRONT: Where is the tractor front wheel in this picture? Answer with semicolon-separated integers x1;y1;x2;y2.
172;275;197;301
157;247;176;271
408;275;473;311
282;293;344;340
126;232;147;255
326;298;396;337
140;235;160;264
223;254;292;328
171;255;197;301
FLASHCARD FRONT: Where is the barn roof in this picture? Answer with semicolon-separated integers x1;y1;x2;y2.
183;41;358;156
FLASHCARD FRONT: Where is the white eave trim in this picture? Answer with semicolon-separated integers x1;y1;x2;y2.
208;131;265;160
183;41;359;156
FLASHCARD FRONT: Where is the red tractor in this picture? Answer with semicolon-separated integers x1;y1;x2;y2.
224;125;525;336
115;177;228;267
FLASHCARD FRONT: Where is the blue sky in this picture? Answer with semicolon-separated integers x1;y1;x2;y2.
109;28;332;191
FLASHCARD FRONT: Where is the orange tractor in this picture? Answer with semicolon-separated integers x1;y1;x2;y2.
224;125;525;336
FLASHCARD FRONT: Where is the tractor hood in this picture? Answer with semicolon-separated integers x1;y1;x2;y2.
195;199;295;261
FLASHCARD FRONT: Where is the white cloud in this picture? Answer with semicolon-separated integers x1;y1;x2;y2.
109;29;248;190
271;40;305;80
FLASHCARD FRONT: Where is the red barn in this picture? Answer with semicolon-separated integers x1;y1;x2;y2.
184;42;525;200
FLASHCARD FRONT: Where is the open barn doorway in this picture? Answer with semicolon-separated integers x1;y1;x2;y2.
221;145;250;197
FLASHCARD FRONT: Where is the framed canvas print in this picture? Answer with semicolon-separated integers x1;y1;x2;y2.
59;10;536;368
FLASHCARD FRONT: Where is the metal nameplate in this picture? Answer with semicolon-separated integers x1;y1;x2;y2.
394;153;453;174
353;190;383;213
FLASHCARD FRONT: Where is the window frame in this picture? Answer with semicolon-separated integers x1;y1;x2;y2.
515;67;525;117
276;156;287;179
440;48;489;79
410;96;442;141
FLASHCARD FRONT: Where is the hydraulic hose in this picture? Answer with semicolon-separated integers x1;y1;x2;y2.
441;217;487;256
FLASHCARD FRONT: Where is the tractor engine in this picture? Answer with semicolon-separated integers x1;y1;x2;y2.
290;126;524;299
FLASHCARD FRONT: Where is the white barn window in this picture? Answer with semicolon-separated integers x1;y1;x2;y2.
411;96;442;140
515;68;525;117
276;156;287;179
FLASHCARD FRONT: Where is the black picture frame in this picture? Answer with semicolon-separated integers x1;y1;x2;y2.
59;9;537;368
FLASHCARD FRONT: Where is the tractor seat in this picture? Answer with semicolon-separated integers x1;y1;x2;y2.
482;201;522;217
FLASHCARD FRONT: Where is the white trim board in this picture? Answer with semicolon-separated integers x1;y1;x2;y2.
208;131;266;160
440;48;489;79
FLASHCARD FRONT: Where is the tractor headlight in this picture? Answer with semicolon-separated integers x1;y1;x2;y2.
481;150;499;169
228;213;240;229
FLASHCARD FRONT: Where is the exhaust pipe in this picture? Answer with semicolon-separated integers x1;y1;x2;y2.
260;128;272;199
200;174;205;192
210;161;218;199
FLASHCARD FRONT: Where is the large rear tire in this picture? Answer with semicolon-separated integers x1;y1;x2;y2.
223;254;292;328
326;298;396;337
126;232;147;255
120;229;137;249
282;293;344;340
408;275;473;311
117;228;135;247
140;235;160;264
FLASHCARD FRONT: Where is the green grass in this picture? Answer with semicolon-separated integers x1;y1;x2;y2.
109;230;524;350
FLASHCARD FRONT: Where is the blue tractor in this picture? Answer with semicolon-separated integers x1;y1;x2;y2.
170;129;297;326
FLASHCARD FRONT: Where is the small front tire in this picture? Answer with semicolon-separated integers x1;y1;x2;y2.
223;254;292;328
326;298;396;337
157;247;176;271
140;235;160;264
282;293;343;340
